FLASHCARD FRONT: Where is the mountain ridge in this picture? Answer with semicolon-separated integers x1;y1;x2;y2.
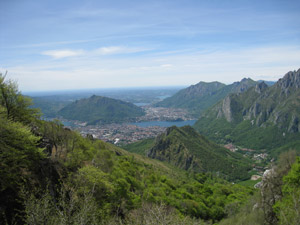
154;78;258;116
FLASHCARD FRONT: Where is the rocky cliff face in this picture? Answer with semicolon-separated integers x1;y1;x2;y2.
276;69;300;91
206;69;300;132
217;96;233;122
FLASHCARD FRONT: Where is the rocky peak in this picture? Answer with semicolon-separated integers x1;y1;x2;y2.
255;82;268;94
276;69;300;90
231;78;256;93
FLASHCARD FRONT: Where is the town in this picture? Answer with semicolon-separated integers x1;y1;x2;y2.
61;107;194;145
77;123;165;145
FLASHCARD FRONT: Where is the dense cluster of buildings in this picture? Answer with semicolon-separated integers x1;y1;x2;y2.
77;123;166;145
138;106;194;121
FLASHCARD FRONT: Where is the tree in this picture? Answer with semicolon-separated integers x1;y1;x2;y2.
274;157;300;224
0;72;40;125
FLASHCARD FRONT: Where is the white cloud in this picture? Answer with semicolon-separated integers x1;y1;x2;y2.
160;64;173;68
42;49;84;59
41;46;149;60
95;46;148;55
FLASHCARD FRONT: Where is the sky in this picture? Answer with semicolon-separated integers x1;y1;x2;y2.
1;0;300;92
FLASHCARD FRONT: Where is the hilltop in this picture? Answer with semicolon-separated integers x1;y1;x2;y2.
58;95;145;125
154;78;258;116
194;69;300;155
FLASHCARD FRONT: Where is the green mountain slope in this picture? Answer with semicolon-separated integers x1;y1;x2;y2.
154;78;257;116
58;95;145;125
147;126;252;181
194;69;300;155
122;138;155;155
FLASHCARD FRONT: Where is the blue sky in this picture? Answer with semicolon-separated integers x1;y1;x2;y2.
1;0;300;91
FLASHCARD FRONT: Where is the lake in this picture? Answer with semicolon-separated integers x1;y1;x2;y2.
130;120;197;128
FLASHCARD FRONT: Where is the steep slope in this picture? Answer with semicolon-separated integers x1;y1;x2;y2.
154;78;257;116
147;126;252;181
58;95;145;125
194;69;300;153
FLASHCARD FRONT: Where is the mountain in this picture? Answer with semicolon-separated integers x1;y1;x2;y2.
147;126;252;181
58;95;145;125
154;78;257;116
194;69;300;154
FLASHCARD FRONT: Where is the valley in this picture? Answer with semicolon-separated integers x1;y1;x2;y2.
2;1;300;224
1;69;300;225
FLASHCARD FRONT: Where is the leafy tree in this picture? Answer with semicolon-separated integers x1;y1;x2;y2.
274;157;300;224
0;72;40;125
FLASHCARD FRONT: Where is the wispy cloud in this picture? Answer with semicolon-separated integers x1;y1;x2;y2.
95;46;149;55
42;49;84;59
41;46;150;59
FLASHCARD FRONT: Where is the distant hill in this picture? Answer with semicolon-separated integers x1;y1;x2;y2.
154;78;257;116
58;95;145;125
147;126;252;181
194;69;300;155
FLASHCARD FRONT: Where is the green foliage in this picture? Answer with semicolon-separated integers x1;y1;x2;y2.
218;191;264;225
23;185;100;225
0;115;44;192
0;73;40;125
0;75;45;223
122;138;155;155
274;157;300;224
237;179;262;188
58;95;145;125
